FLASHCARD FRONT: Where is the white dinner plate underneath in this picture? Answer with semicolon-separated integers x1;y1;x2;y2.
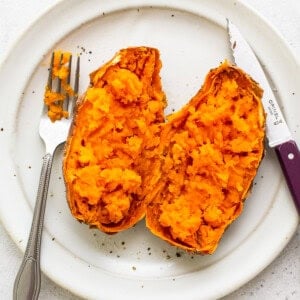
0;0;299;299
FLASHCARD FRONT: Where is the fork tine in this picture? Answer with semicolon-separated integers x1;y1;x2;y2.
43;53;55;115
47;52;54;91
74;56;80;95
68;56;80;117
56;53;63;94
56;53;67;114
63;54;72;112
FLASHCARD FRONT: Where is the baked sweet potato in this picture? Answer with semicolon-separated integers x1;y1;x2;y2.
146;61;265;254
63;48;265;254
63;47;166;233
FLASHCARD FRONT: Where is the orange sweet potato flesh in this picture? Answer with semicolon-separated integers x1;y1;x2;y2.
44;51;73;122
63;47;166;233
146;61;265;254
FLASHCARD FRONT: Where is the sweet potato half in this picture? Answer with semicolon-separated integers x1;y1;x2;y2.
63;47;265;254
146;61;265;254
63;47;166;233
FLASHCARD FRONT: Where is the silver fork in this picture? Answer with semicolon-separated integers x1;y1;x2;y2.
13;53;80;300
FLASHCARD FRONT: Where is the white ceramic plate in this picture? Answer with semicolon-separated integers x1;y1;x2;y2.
0;0;299;299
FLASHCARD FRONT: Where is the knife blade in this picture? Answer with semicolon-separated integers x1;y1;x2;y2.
227;19;300;214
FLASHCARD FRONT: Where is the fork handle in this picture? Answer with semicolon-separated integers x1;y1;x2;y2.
13;153;53;300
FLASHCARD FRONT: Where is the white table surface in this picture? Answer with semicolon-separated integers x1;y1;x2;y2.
0;0;299;299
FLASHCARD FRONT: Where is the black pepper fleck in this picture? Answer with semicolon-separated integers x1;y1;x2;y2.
52;237;55;241
1;128;4;131
175;252;181;257
132;266;136;271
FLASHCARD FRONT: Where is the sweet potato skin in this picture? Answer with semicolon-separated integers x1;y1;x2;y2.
146;61;266;254
63;47;166;233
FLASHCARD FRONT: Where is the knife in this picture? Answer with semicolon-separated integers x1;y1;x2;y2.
227;19;300;214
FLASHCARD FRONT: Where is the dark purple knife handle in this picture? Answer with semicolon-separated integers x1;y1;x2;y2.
275;140;300;214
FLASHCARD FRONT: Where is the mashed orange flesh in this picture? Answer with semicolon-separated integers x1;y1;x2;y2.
44;50;73;122
146;61;265;254
63;47;166;232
